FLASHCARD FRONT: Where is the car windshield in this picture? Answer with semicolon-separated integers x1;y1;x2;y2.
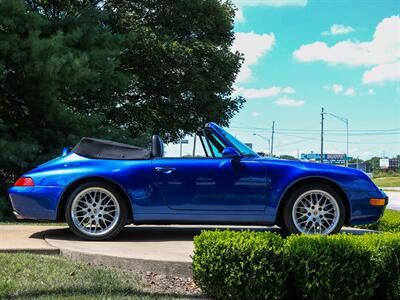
218;127;259;157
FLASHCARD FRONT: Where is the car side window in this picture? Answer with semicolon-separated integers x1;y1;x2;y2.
162;130;227;158
198;135;212;157
204;130;225;158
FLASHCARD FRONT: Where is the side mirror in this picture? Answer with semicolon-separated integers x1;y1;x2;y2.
61;147;70;157
222;147;241;159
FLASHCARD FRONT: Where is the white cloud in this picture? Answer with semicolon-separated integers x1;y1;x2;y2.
233;0;307;7
324;84;357;96
234;85;295;99
363;61;400;84
344;87;356;96
252;112;260;117
232;32;276;82
323;84;378;96
282;87;296;94
235;7;245;23
322;24;354;36
275;96;305;107
294;16;400;66
294;15;400;85
331;84;344;94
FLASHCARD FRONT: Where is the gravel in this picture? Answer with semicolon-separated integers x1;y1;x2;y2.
140;271;209;299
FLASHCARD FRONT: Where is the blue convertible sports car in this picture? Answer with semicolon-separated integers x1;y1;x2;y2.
9;123;388;240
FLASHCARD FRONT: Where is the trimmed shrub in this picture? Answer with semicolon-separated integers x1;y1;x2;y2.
193;230;286;300
193;230;400;300
355;233;400;300
284;234;377;300
358;209;400;233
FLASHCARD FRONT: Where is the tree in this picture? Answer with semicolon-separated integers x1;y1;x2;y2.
0;0;140;218
365;157;381;173
0;0;243;219
348;157;364;164
28;0;244;141
279;155;298;161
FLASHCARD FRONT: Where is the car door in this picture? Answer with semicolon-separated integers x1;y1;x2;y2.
152;130;268;212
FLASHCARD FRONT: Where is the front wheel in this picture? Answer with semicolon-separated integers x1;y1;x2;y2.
282;183;345;235
65;181;128;240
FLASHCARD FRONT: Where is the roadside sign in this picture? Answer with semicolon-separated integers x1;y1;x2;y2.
301;153;351;164
380;159;389;169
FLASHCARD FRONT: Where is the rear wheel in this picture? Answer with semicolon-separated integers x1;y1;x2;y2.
65;181;128;240
282;183;345;235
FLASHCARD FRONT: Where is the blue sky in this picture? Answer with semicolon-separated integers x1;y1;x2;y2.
166;0;400;159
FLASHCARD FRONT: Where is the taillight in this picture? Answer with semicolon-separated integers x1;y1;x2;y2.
14;177;35;187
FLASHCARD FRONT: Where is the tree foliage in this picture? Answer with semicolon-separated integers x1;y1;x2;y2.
0;0;243;219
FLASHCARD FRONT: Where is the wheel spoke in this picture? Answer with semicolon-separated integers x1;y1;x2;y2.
292;189;340;235
71;187;121;237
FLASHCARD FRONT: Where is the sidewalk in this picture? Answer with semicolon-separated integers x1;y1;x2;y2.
0;224;375;277
0;225;60;254
381;187;400;191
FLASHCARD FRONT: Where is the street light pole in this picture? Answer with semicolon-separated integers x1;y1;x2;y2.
346;119;349;167
320;107;324;163
271;121;275;157
325;111;349;167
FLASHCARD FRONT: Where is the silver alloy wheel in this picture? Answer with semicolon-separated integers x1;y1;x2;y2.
292;189;340;234
71;187;121;237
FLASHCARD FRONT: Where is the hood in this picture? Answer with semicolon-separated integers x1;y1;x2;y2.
255;157;366;176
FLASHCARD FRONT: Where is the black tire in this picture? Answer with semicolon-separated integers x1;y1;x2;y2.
65;181;128;241
282;183;345;235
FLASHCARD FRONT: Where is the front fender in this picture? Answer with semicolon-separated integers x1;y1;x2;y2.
260;160;384;224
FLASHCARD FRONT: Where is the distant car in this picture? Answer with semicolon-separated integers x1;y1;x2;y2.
9;123;388;240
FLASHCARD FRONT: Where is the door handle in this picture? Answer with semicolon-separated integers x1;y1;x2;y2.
155;167;176;174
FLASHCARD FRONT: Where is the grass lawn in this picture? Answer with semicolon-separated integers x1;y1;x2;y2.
0;253;178;300
373;176;400;187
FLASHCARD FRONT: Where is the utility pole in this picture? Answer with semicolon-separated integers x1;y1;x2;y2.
192;134;197;157
325;111;349;167
320;107;324;163
345;119;349;167
270;121;275;157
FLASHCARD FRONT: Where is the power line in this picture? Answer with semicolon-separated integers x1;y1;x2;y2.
230;123;400;133
275;132;399;145
229;126;400;136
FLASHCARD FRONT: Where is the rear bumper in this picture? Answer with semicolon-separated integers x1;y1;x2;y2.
9;186;64;221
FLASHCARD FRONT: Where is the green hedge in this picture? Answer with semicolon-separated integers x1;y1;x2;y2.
357;209;400;233
355;233;400;300
193;231;286;300
285;235;376;300
193;231;400;300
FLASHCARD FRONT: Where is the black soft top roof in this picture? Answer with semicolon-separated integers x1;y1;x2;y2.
72;137;150;160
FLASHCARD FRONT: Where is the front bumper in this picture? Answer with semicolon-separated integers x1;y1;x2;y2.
9;186;64;221
347;189;388;226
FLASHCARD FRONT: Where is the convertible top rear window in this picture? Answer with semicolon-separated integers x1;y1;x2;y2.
72;137;150;160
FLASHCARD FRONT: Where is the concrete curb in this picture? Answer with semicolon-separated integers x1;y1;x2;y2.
42;226;201;278
0;248;60;255
59;248;193;278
